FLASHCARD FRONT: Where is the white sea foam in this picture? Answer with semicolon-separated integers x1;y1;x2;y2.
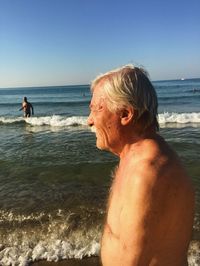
188;240;200;266
0;117;24;124
0;112;200;128
25;115;87;127
0;239;100;266
0;210;101;265
0;210;45;223
0;210;199;265
158;112;200;125
0;115;88;127
0;239;198;266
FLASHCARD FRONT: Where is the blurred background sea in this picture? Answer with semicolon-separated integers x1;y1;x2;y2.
0;78;200;265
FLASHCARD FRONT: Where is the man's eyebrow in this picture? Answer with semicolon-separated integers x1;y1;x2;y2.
89;96;104;109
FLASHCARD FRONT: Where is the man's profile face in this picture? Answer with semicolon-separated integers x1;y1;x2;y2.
88;84;121;152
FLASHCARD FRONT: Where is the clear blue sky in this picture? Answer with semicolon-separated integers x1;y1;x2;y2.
0;0;199;87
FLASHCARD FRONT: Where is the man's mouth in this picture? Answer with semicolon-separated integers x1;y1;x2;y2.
91;126;97;133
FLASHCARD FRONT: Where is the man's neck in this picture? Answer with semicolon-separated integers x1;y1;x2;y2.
116;125;157;159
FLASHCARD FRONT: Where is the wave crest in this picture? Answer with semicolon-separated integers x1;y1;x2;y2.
0;209;198;265
0;209;100;265
0;115;87;127
159;112;200;124
0;112;200;128
26;115;87;127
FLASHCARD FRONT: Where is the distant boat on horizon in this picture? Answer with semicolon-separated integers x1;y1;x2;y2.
181;78;185;80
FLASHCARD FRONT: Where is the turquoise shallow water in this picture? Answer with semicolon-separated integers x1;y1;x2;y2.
0;79;200;265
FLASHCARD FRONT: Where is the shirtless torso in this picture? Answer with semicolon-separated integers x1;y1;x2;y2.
87;69;195;266
101;136;194;266
20;99;34;117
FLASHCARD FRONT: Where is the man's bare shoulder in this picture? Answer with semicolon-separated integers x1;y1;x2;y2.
119;135;194;230
123;135;192;197
113;136;194;266
129;136;173;176
134;135;175;162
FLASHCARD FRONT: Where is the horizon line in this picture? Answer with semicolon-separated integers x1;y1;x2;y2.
0;77;200;90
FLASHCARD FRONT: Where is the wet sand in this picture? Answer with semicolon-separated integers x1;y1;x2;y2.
31;257;101;266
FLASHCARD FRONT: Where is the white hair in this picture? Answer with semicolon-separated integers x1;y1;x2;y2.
91;65;159;131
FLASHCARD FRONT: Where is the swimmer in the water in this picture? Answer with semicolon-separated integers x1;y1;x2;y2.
19;97;34;117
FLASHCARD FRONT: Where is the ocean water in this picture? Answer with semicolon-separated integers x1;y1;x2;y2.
0;79;200;265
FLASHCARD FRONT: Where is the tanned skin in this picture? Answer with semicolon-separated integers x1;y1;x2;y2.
88;82;195;266
19;97;34;117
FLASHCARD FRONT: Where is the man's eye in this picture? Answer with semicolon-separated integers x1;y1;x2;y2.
97;105;103;111
90;105;102;112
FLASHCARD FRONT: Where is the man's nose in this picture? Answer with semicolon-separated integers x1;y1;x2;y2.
87;113;94;127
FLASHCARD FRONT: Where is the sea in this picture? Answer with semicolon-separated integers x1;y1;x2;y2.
0;78;200;266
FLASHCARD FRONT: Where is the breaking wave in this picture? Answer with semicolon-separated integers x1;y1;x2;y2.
158;112;200;126
0;209;101;265
0;112;200;128
0;115;87;127
0;210;199;266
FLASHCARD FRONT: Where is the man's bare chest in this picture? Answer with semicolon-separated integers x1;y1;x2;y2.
106;180;126;236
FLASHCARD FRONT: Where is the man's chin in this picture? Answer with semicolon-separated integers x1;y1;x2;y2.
96;144;104;150
96;141;108;151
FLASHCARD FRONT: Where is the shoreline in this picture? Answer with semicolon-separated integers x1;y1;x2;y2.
31;257;101;266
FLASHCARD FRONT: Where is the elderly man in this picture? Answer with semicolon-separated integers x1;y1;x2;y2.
88;65;194;266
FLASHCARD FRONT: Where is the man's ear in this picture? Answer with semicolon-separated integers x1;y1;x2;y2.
120;107;134;125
